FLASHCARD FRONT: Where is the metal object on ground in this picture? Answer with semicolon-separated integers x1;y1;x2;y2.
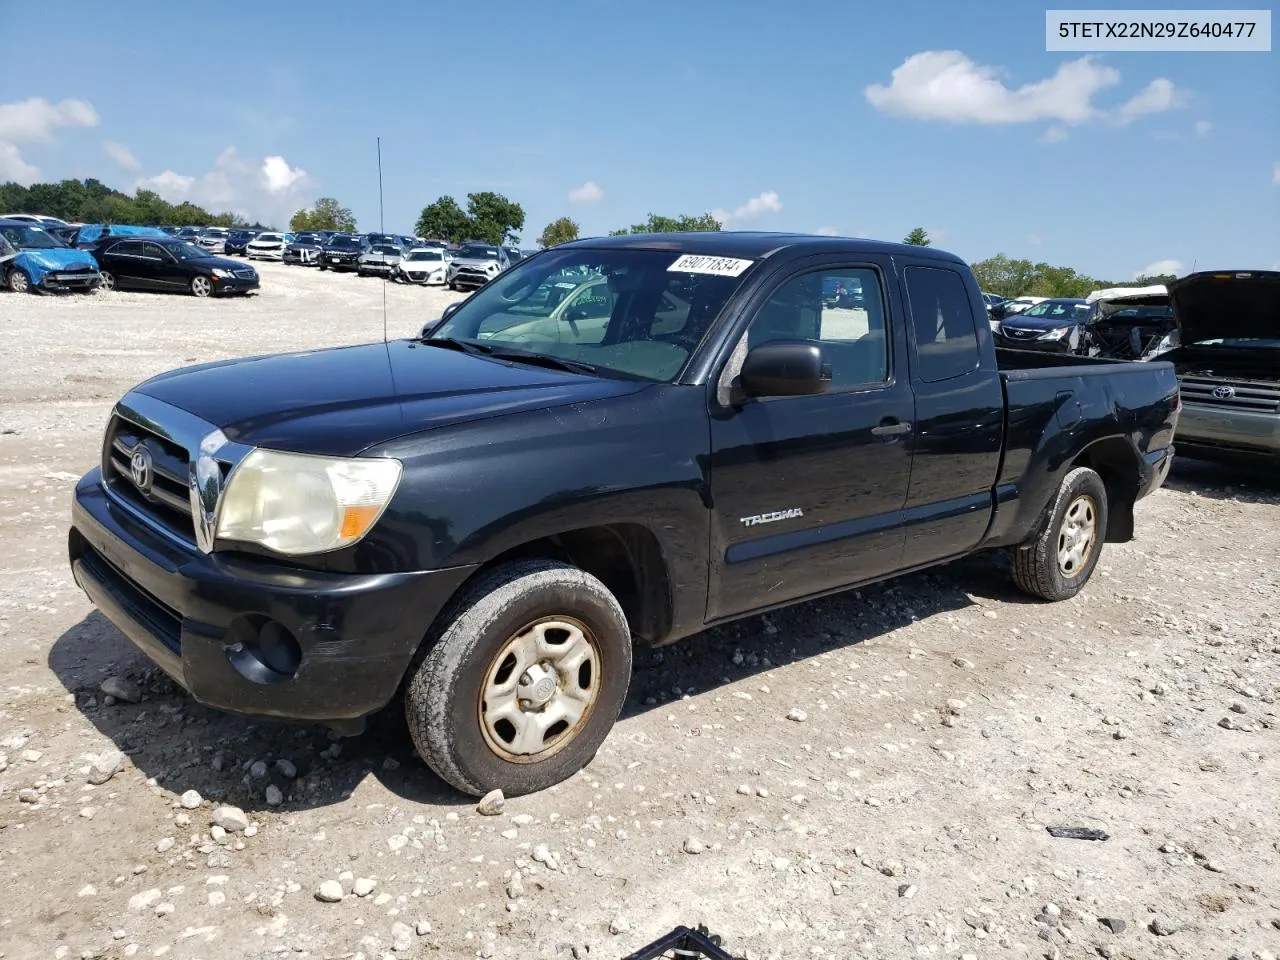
621;925;740;960
1046;826;1109;841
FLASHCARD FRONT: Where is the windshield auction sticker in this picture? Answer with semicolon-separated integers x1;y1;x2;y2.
668;254;754;277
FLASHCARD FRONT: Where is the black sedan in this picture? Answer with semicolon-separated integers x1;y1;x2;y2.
91;237;259;297
993;298;1091;352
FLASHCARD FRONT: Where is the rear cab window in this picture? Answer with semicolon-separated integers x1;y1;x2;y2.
903;265;981;382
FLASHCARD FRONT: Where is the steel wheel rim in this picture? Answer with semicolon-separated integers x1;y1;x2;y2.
11;270;29;292
1057;494;1098;577
192;276;211;297
99;272;114;291
478;615;602;763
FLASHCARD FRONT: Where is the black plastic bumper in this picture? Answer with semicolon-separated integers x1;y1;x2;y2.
39;271;101;292
68;469;477;723
1137;445;1174;500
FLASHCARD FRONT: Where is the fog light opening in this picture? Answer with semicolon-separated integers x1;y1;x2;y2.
225;616;301;685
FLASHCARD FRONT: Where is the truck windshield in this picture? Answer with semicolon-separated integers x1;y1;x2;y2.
426;248;753;382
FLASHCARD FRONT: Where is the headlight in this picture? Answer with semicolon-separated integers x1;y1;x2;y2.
1040;326;1071;339
217;450;402;555
1144;331;1179;359
211;268;233;278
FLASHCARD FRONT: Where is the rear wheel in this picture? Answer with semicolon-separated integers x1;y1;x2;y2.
98;271;115;292
405;559;633;797
190;275;212;298
6;267;32;294
1011;466;1108;601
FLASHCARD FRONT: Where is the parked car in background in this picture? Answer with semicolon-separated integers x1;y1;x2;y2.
283;233;326;266
0;218;100;293
447;242;510;290
1155;270;1280;466
363;233;402;251
503;245;525;265
0;213;69;227
224;229;258;256
357;243;404;278
392;247;451;285
91;235;259;297
176;227;203;244
981;292;1007;329
197;227;230;255
319;234;368;272
1081;285;1175;360
993;298;1091;352
246;232;294;261
989;295;1048;322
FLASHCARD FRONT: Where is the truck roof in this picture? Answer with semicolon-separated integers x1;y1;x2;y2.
565;230;969;266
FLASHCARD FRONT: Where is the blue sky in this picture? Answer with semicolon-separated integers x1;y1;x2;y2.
3;0;1276;279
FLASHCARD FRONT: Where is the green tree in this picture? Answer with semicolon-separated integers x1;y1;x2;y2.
611;212;722;234
290;197;356;233
1134;272;1177;285
415;196;472;244
538;217;580;248
903;227;931;246
466;191;525;245
0;176;254;228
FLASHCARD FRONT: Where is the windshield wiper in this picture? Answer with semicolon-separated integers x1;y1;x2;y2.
488;348;598;376
417;337;494;355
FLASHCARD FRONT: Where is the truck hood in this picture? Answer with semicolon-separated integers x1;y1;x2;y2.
134;340;646;456
1168;270;1280;345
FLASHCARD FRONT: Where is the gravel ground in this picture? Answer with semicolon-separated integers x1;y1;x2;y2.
1;263;1277;960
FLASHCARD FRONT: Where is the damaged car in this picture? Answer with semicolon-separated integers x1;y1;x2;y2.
1081;285;1176;360
0;218;100;294
1157;270;1280;466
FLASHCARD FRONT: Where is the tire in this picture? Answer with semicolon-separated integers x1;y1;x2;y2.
318;262;327;272
190;275;212;298
405;559;633;797
357;269;367;278
99;271;115;292
448;281;458;291
1011;466;1108;601
7;267;32;294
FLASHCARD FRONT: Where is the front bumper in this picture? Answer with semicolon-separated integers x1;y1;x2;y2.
1174;403;1280;464
69;469;477;723
360;262;396;273
993;333;1073;353
248;249;283;260
325;256;361;271
37;269;101;292
397;269;444;285
211;277;260;295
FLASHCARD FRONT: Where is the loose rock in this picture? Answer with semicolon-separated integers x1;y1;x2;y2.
211;806;249;833
87;750;126;785
314;880;344;903
682;836;705;855
264;785;283;807
1149;917;1179;936
353;877;376;897
1099;918;1127;935
786;708;808;722
275;759;297;778
390;921;414;952
101;677;141;703
476;789;505;816
609;915;630;935
178;790;203;810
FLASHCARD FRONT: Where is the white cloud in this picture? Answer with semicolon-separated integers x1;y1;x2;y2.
260;155;306;194
0;96;100;188
0;142;39;184
711;190;782;227
136;170;195;201
0;97;98;143
1113;78;1183;125
1039;125;1069;144
814;225;840;236
1136;259;1183;278
103;140;141;172
134;147;314;225
866;51;1120;124
568;180;604;204
866;51;1182;130
1193;120;1213;138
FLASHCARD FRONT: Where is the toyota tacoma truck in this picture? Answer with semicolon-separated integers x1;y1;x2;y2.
68;233;1180;797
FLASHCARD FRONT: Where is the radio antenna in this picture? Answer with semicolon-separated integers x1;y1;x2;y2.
377;136;388;344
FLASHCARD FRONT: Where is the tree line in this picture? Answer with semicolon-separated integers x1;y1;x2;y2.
3;179;1174;299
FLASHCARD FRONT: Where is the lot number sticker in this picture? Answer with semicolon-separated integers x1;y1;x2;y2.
667;254;754;277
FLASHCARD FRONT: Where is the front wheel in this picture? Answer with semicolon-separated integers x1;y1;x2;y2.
190;275;212;298
6;267;32;294
405;559;633;797
1011;466;1108;601
98;271;116;292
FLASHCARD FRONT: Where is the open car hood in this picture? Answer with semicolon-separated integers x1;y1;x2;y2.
1167;270;1280;345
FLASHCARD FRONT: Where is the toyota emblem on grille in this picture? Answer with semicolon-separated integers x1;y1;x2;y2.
1212;385;1236;400
129;444;153;494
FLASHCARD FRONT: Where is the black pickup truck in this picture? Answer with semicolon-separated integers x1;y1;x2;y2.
68;233;1180;797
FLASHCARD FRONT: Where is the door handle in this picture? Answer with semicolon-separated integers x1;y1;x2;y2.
871;420;912;437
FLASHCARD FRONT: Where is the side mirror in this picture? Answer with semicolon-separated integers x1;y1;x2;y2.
420;300;464;338
738;340;830;399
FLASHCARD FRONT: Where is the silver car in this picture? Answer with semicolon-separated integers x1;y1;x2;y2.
357;244;403;277
446;242;510;290
197;227;229;254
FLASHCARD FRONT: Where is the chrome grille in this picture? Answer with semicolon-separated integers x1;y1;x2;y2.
1179;376;1280;413
103;415;196;543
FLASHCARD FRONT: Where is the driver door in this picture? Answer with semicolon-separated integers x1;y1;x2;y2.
139;241;184;291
